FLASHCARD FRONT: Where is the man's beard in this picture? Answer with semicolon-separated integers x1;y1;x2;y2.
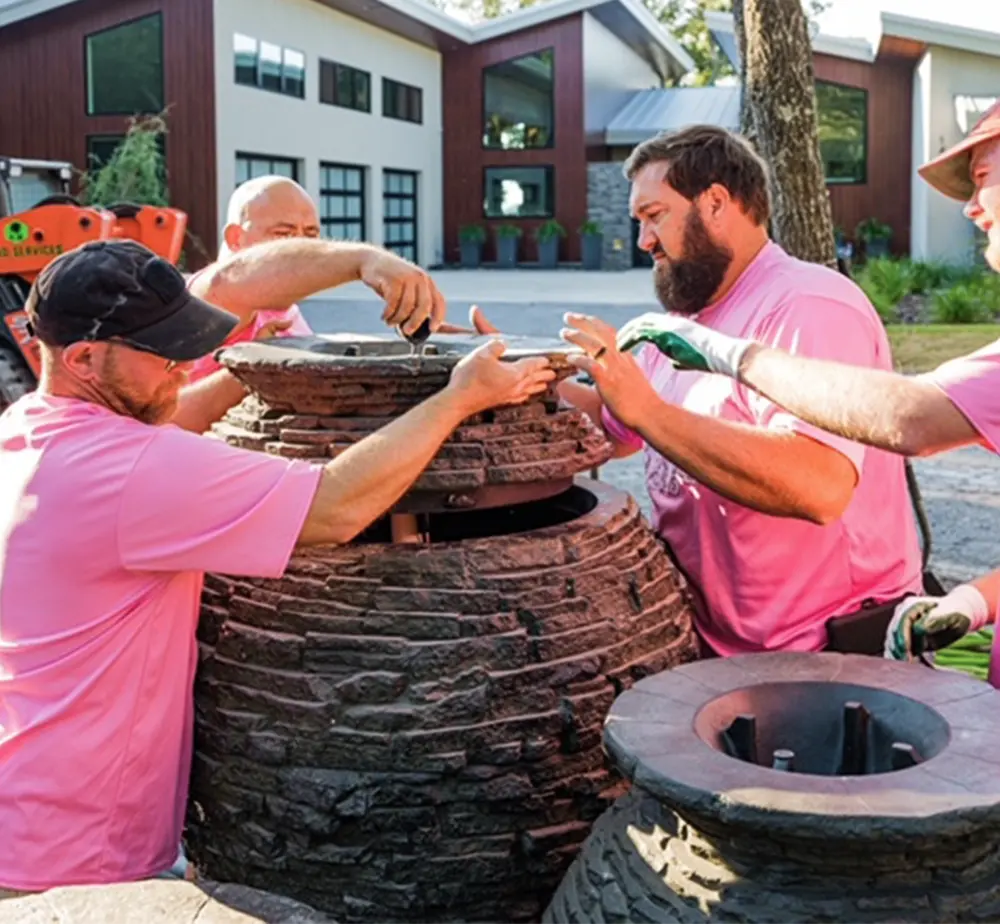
102;353;178;425
652;208;733;316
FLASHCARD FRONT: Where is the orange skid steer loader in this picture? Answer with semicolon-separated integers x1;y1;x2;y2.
0;156;187;411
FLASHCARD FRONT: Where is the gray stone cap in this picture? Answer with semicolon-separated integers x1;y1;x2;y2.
218;333;578;379
604;651;1000;840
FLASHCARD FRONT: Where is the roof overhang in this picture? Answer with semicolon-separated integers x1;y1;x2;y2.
471;0;692;81
0;0;693;78
704;9;874;67
880;12;1000;60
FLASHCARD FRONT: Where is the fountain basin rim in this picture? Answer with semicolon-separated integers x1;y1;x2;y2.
604;651;1000;840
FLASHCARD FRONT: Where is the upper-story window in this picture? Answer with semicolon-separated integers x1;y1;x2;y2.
382;78;422;124
85;13;164;116
320;60;371;113
816;80;867;185
234;33;305;99
482;48;554;150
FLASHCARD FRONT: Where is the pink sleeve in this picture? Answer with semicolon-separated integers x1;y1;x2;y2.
117;427;323;577
599;344;651;451
920;339;1000;454
741;295;884;476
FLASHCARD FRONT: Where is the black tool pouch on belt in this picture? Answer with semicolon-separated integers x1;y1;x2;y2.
825;596;908;655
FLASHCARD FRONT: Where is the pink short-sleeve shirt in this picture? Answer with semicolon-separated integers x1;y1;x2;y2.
0;393;322;890
922;338;1000;686
602;242;923;656
185;265;313;383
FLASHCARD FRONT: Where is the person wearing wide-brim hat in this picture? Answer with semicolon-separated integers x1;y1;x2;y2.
610;99;1000;676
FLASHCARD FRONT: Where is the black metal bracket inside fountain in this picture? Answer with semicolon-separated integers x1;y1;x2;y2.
719;697;926;776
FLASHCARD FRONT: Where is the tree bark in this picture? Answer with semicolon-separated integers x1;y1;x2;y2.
740;0;837;267
732;0;756;146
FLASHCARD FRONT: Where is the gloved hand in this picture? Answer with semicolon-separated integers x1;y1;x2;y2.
615;312;754;379
884;584;991;661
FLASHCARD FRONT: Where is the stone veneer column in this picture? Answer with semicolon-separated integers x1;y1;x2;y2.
586;163;633;272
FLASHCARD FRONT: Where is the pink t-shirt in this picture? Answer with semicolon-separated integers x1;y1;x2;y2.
185;265;313;383
922;338;1000;686
603;242;922;656
0;393;322;891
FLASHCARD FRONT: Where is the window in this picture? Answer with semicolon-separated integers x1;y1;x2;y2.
319;60;371;113
233;33;305;99
321;163;365;241
482;49;554;150
382;78;422;124
235;153;299;187
85;13;163;116
483;166;553;219
383;170;417;262
815;81;867;185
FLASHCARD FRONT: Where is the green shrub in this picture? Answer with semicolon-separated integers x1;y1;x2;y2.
79;112;169;208
855;258;914;322
931;273;1000;324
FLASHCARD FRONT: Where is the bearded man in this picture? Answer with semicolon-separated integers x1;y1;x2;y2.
558;125;922;657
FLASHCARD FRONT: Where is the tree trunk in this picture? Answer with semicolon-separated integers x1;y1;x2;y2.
739;0;837;267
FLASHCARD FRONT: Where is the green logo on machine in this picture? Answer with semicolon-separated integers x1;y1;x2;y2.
3;221;29;244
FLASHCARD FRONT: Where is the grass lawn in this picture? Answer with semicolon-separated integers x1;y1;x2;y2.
886;324;999;374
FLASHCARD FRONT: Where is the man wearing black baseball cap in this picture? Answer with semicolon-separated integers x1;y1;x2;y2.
0;238;555;894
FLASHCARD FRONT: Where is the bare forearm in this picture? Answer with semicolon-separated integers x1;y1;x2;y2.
559;378;637;459
191;238;377;317
971;569;1000;620
298;391;470;546
635;399;854;523
171;370;247;433
739;345;978;457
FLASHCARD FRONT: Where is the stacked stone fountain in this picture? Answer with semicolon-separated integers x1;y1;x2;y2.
184;333;700;922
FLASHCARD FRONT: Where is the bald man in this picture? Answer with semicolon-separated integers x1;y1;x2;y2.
186;175;447;382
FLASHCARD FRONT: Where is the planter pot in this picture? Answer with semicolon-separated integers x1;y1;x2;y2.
496;236;519;268
581;233;603;270
459;241;481;269
537;237;560;269
866;238;890;259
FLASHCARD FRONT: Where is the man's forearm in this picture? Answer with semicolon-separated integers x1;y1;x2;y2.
171;370;247;433
190;238;378;317
739;345;979;457
298;390;471;546
559;379;638;459
635;398;856;524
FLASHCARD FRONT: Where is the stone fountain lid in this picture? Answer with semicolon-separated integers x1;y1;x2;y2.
604;651;1000;841
212;332;614;513
217;332;579;379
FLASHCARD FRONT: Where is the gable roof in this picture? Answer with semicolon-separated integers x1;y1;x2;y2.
0;0;693;80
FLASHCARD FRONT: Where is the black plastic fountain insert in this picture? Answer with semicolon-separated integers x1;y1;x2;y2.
694;680;950;776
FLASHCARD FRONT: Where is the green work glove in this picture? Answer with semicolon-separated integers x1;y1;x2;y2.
615;313;753;379
884;585;989;661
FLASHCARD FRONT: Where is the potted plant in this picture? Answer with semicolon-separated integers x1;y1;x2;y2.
856;218;893;260
580;219;603;270
495;224;522;268
534;219;566;269
458;224;486;269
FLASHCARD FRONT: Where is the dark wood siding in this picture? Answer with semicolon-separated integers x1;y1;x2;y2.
442;15;586;264
0;0;217;268
814;52;914;256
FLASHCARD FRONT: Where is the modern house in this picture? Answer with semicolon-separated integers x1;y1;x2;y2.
0;0;996;270
702;10;1000;266
0;0;690;269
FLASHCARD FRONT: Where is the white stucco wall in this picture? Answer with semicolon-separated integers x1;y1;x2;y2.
212;0;444;266
582;13;661;136
911;44;1000;265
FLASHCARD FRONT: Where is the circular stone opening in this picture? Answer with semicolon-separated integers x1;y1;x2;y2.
353;483;600;544
693;680;950;776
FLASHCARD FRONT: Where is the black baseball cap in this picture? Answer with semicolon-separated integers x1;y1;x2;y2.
26;239;239;361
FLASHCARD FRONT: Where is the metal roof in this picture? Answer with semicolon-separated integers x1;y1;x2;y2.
603;86;741;145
